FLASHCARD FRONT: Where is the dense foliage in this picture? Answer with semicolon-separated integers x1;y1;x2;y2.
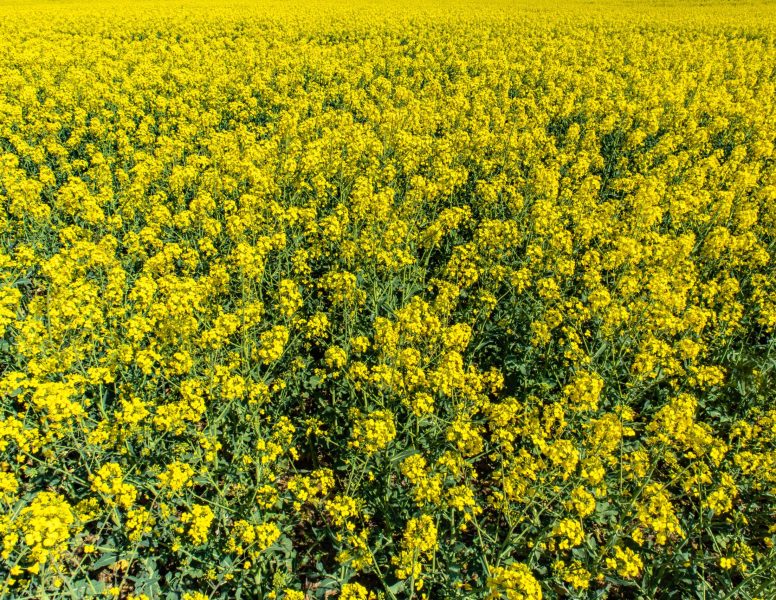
1;1;775;598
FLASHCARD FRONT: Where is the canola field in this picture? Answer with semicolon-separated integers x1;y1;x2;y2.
1;0;776;598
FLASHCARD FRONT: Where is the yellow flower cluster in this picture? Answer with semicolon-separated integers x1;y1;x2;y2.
392;515;438;587
551;518;585;551
3;492;75;574
227;520;281;558
258;325;290;364
181;504;214;547
605;546;643;579
487;562;543;600
340;582;375;600
349;410;396;454
157;461;195;494
90;463;137;509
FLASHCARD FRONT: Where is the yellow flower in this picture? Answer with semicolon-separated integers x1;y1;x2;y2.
157;461;195;494
181;504;214;546
605;546;644;579
563;371;604;412
552;518;585;551
553;559;590;590
90;463;137;509
340;582;374;600
15;492;76;568
324;346;348;371
325;494;361;529
486;563;542;600
349;410;396;454
392;515;438;585
565;486;596;518
635;484;684;545
258;325;290;363
277;279;303;317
